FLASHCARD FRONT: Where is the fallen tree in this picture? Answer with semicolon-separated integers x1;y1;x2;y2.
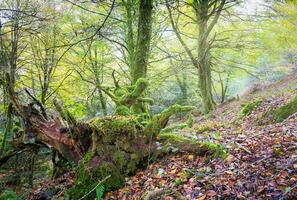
3;76;225;199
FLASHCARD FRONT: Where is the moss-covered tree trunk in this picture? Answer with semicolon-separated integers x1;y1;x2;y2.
168;0;228;113
127;0;153;114
195;0;215;113
131;0;153;84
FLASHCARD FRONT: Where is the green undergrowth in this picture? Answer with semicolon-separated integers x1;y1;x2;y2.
240;98;262;116
270;95;297;122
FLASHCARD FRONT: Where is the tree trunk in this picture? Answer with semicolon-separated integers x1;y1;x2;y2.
195;0;215;113
132;0;153;84
98;89;107;116
0;104;13;156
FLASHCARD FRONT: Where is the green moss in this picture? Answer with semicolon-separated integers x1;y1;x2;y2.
160;123;187;134
159;133;193;143
202;142;227;159
114;88;129;97
69;152;95;199
271;95;297;122
69;116;149;198
92;162;124;192
186;113;194;128
11;125;23;134
69;152;125;199
112;151;127;170
126;153;140;173
195;121;223;134
240;98;262;116
114;105;131;116
0;190;18;200
158;133;226;158
144;104;194;137
88;116;141;144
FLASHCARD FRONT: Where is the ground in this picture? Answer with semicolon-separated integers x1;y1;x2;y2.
17;75;297;200
105;75;297;199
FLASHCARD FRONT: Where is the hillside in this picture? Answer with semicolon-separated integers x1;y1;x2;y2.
104;76;297;199
1;1;297;199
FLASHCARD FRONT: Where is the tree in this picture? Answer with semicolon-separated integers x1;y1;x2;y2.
166;0;238;113
131;0;154;84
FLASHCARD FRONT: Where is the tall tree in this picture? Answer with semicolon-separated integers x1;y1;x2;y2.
166;0;238;113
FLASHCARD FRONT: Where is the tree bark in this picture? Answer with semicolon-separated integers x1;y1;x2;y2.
132;0;153;84
0;104;13;156
195;0;215;113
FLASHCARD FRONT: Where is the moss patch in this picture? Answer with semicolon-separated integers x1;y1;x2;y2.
195;121;224;134
69;116;149;199
158;133;226;158
114;105;131;116
240;98;262;116
271;95;297;122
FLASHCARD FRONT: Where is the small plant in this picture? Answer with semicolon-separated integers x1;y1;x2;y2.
240;98;262;116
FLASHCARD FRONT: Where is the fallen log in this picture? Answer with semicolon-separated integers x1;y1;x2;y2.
5;76;225;199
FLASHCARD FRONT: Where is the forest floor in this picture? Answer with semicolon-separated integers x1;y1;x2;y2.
105;75;297;200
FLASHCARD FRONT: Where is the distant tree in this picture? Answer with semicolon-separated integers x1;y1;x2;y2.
166;0;239;113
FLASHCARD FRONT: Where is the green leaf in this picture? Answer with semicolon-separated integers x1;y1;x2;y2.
65;193;70;200
95;185;104;200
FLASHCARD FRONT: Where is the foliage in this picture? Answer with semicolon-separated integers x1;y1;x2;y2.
95;185;104;200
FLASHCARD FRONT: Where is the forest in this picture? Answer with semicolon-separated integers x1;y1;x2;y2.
0;0;296;199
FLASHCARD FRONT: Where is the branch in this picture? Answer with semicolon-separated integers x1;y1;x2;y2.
205;0;226;39
25;88;48;120
166;0;199;69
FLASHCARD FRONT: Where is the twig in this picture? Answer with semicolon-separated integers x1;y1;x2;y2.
25;88;48;120
235;142;252;154
143;183;175;200
78;175;111;200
